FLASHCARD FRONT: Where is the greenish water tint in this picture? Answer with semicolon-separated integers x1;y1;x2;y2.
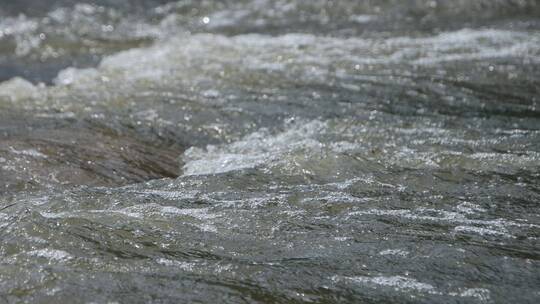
0;1;539;303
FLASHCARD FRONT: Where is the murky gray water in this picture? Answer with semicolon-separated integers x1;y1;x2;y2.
1;1;540;303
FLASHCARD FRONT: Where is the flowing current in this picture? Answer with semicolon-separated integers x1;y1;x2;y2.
1;1;540;303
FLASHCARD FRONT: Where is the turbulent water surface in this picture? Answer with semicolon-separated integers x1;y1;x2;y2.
1;0;540;303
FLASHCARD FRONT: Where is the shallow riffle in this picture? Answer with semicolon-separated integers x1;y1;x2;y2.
1;1;539;303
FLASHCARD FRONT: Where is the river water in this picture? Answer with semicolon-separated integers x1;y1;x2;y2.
1;1;539;303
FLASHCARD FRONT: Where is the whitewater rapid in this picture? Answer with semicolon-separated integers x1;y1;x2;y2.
1;1;539;303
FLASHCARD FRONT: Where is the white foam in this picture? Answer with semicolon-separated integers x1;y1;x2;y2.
53;67;100;86
455;202;487;215
349;15;377;24
379;249;409;257
458;288;491;301
156;258;196;271
27;249;72;261
0;77;40;101
0;15;40;56
336;275;494;299
182;120;327;176
349;207;537;237
42;28;540;96
129;190;200;200
117;203;217;220
9;147;47;159
41;204;217;222
454;226;514;238
337;275;439;294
